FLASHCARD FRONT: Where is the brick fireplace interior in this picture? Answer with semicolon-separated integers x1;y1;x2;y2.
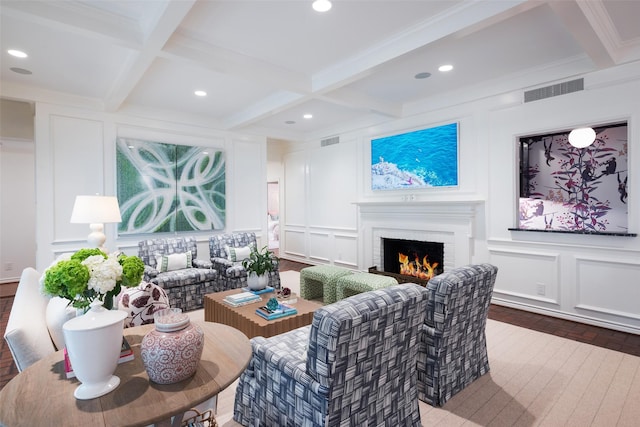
382;238;444;280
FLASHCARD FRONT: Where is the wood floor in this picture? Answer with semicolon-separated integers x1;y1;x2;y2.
1;259;639;391
282;258;640;357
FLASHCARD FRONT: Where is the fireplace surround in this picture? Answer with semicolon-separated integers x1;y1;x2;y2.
356;200;483;274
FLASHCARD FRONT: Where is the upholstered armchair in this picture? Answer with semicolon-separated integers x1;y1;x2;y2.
417;263;498;406
208;232;280;290
233;283;429;426
137;236;220;312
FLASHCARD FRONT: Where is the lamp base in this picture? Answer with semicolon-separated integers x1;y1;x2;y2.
87;223;107;252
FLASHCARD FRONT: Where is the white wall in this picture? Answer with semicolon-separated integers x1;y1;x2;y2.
282;139;359;268
486;63;640;334
0;139;36;282
33;102;268;272
0;99;34;140
281;61;640;333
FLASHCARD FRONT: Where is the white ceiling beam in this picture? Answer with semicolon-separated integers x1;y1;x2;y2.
318;88;402;119
548;0;616;68
161;34;311;95
223;91;307;131
104;0;197;112
311;0;529;94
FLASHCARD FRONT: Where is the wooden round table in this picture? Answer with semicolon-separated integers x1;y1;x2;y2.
0;321;251;426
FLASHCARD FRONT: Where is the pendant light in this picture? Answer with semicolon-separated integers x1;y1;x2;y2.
568;127;596;148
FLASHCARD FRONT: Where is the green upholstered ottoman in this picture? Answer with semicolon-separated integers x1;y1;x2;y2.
299;265;353;304
335;272;399;300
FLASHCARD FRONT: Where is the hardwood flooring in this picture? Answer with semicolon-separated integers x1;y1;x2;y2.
1;259;639;391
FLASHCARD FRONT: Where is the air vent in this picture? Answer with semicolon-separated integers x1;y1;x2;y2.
320;136;340;147
524;78;584;103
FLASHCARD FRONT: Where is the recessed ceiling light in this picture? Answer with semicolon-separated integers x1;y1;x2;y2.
194;90;207;97
303;114;313;119
438;64;453;72
10;67;32;75
8;49;27;58
312;0;332;12
285;120;296;125
414;72;431;79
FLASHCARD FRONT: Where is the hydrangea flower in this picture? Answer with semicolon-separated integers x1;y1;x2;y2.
42;249;144;311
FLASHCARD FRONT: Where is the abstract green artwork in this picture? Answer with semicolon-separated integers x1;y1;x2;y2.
116;138;225;234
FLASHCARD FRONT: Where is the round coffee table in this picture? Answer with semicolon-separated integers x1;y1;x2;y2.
0;321;251;426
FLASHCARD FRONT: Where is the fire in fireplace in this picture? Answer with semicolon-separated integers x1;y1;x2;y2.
382;238;444;280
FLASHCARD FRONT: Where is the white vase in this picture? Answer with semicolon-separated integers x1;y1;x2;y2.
247;272;268;291
62;300;126;400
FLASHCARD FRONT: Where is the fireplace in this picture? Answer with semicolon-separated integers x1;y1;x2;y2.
357;200;482;283
382;238;444;280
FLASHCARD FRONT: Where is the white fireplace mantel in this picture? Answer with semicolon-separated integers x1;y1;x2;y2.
355;198;485;271
355;199;484;219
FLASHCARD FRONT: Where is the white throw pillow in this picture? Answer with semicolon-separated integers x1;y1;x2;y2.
45;297;77;351
155;251;193;272
226;245;252;262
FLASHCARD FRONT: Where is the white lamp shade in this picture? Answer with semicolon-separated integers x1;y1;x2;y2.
568;127;596;148
70;195;122;224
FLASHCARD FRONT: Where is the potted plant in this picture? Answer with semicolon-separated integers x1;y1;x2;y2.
242;245;278;290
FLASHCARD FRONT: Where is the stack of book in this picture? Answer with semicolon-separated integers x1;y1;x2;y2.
64;336;134;379
255;303;297;321
242;286;275;295
223;292;262;307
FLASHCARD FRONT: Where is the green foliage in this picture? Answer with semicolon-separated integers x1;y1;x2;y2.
118;254;144;288
242;245;278;276
43;260;91;304
71;248;107;262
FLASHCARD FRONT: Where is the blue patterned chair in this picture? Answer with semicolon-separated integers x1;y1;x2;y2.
138;237;220;312
233;283;429;427
417;263;498;406
208;232;280;290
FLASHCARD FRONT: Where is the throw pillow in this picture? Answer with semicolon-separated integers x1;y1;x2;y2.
226;245;253;262
155;251;193;272
45;297;77;350
118;282;170;327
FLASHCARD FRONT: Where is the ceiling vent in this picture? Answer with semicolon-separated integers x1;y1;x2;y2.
524;78;584;103
320;136;340;147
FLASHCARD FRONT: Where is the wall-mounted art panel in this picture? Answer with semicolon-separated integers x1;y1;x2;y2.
116;138;225;234
371;122;458;190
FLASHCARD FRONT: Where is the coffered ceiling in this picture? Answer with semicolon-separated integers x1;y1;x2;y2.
1;0;639;141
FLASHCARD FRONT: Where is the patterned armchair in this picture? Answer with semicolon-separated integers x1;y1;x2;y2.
138;237;221;312
208;232;280;290
233;283;429;427
417;263;498;406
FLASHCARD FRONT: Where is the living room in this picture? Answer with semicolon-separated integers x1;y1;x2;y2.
2;1;640;424
2;0;639;335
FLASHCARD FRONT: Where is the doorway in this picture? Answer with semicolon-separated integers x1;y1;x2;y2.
267;181;279;249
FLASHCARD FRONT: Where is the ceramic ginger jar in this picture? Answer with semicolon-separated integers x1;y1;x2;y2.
140;308;204;384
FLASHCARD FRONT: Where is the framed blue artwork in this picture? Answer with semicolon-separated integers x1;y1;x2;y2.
371;122;459;190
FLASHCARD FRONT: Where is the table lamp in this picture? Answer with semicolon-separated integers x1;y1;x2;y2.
70;195;122;252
